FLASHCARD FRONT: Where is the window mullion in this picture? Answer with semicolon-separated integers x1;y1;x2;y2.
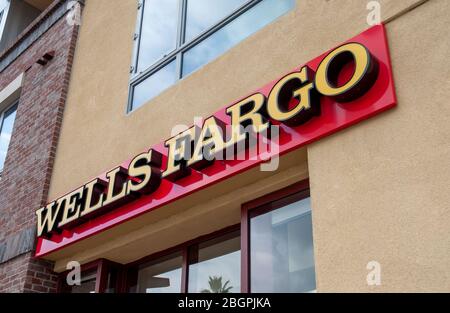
0;109;7;133
181;246;189;293
131;0;146;77
175;53;183;81
177;0;187;48
175;0;187;79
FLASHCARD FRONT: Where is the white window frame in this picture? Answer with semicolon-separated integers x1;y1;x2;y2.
0;100;18;175
0;0;10;42
0;72;23;176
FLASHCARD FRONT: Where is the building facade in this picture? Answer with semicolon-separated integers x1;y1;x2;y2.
1;0;450;293
0;0;82;292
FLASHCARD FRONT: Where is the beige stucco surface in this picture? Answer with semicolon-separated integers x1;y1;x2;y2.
44;0;450;291
308;0;450;292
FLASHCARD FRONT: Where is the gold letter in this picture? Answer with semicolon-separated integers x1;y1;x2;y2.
127;149;162;194
267;66;320;126
315;42;378;102
102;167;129;207
80;178;107;218
36;201;61;237
162;127;198;181
188;117;226;169
58;187;85;228
225;93;269;146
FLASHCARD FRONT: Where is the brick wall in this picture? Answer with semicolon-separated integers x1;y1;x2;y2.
0;252;58;293
0;1;81;293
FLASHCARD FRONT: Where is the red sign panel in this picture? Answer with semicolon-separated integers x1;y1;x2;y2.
36;25;396;257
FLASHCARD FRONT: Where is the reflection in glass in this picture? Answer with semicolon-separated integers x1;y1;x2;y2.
182;0;295;76
137;0;178;73
184;0;247;42
132;60;177;110
69;269;97;293
136;252;182;293
250;197;316;293
0;103;17;172
188;232;240;293
104;267;118;293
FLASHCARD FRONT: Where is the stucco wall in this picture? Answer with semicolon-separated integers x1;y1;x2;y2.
308;0;450;292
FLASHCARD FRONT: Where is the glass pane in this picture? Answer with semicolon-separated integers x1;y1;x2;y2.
188;232;240;293
136;252;182;293
182;0;295;76
137;0;178;73
0;104;17;172
68;268;97;293
184;0;247;42
132;60;177;110
250;197;316;293
0;0;9;10
104;267;118;293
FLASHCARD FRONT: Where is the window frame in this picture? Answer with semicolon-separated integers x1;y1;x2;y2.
240;179;311;293
127;0;268;113
0;99;19;175
57;259;124;293
0;0;10;42
124;224;240;293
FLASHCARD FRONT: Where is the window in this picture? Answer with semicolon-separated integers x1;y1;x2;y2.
188;231;240;293
0;0;8;41
242;181;316;292
129;0;296;111
0;0;51;52
68;268;97;293
130;228;240;293
58;259;122;293
136;252;183;293
59;266;97;293
0;101;18;173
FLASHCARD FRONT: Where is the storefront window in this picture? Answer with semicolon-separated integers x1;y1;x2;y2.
188;231;240;293
58;260;123;293
250;197;316;292
247;185;316;293
60;268;97;293
136;252;183;293
57;183;315;294
104;266;119;293
70;269;97;293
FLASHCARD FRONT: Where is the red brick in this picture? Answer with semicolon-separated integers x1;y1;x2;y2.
0;0;80;293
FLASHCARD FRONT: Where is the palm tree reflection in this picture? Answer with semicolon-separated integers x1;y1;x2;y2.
200;276;233;293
